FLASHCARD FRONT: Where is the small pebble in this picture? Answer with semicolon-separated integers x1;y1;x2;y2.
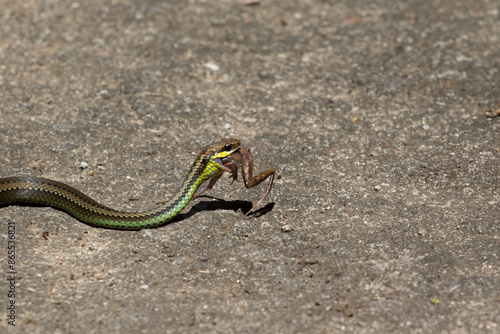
374;185;382;191
79;162;88;169
204;61;219;71
281;225;293;233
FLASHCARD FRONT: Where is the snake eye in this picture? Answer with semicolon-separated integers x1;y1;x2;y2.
223;143;233;151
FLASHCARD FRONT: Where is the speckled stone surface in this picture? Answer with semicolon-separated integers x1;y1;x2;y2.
0;1;499;333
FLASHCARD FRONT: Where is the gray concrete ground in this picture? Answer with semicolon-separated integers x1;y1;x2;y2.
0;0;499;333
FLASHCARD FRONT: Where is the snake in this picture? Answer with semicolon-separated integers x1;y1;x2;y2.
0;139;241;230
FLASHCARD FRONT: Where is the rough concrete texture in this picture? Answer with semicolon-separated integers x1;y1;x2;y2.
0;0;499;333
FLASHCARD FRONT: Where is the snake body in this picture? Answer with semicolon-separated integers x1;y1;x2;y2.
0;139;240;230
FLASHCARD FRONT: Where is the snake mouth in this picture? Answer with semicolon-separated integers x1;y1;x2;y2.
214;158;232;172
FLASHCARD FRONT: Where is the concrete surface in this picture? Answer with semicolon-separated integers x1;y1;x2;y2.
0;0;499;333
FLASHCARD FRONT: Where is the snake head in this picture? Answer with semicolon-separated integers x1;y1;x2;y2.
211;138;241;171
213;138;241;158
195;138;241;177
